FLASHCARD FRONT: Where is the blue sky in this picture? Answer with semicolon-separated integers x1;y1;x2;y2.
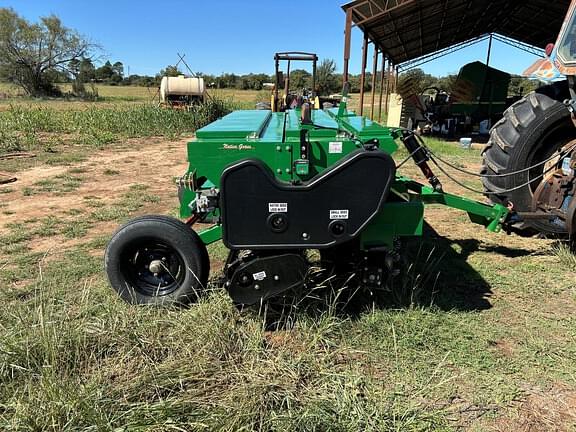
1;0;544;77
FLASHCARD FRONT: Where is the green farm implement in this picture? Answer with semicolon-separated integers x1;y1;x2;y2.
104;90;513;306
104;3;576;307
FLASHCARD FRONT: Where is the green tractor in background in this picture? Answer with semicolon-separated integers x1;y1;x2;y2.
103;3;576;308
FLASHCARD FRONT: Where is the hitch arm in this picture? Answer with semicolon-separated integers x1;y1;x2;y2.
394;177;510;232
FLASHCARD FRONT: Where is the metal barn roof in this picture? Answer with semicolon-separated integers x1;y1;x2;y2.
342;0;571;67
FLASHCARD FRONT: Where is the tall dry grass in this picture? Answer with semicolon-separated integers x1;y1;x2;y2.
0;98;232;154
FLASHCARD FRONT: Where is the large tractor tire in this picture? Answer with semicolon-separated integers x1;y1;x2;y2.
105;215;210;306
481;81;574;235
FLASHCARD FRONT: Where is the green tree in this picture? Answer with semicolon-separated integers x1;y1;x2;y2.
246;73;270;90
347;72;374;93
508;76;540;96
160;65;182;77
95;60;113;81
198;73;216;88
397;68;436;98
79;58;95;80
435;74;457;92
72;57;97;96
316;59;338;95
289;69;311;90
237;77;250;90
0;8;96;96
112;61;124;78
217;73;238;88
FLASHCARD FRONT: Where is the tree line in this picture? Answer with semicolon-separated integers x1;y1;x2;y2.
0;7;540;99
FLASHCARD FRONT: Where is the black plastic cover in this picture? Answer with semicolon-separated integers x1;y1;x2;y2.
220;149;396;249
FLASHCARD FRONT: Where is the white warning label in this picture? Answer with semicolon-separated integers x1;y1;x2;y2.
252;271;267;281
329;141;343;154
330;209;349;220
268;202;287;213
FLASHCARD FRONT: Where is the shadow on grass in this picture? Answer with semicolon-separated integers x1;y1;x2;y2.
253;222;534;330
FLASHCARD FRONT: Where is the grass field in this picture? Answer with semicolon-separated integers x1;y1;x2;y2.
0;86;575;430
0;83;262;105
0;83;377;118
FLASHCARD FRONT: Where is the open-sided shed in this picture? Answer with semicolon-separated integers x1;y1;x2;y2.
341;0;571;119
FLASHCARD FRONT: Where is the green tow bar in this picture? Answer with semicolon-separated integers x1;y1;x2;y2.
198;224;222;244
393;176;509;233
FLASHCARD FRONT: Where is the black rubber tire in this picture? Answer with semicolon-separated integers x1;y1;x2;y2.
481;81;574;235
105;215;210;306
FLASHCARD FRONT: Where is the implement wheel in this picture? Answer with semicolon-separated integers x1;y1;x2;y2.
482;82;574;235
105;215;209;306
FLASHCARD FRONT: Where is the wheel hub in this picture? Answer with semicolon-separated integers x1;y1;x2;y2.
531;143;576;233
148;259;165;275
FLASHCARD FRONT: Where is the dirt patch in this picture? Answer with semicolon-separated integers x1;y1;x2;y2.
0;137;188;233
489;384;576;431
488;339;517;358
264;330;310;353
26;219;119;257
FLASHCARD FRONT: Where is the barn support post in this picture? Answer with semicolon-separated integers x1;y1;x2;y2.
378;51;386;122
359;35;369;116
370;46;379;120
384;59;391;115
485;33;494;128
